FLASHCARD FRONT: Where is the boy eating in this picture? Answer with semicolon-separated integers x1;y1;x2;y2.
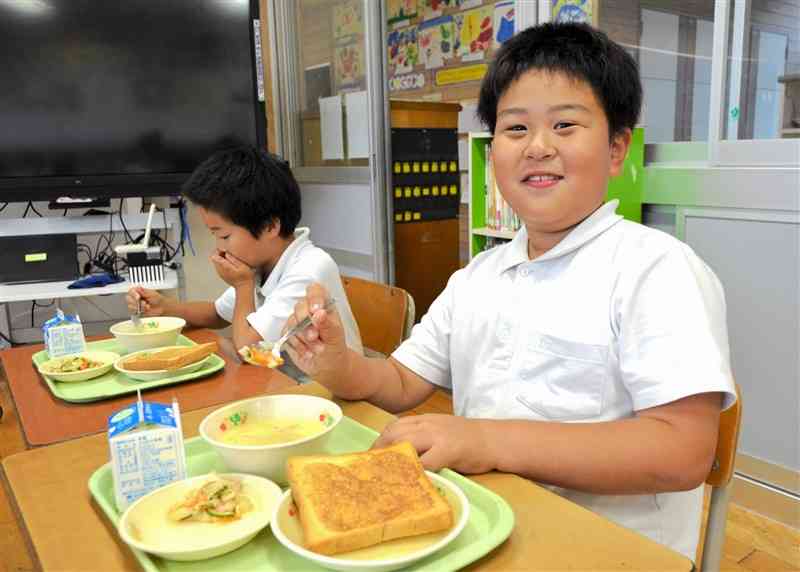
283;23;735;560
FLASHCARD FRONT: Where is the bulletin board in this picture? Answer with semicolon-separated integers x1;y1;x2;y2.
386;0;514;102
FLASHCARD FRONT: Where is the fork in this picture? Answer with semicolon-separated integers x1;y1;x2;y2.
131;297;143;330
271;298;336;360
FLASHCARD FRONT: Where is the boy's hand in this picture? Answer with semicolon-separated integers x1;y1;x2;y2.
283;283;349;382
126;286;166;317
210;250;256;289
373;414;496;475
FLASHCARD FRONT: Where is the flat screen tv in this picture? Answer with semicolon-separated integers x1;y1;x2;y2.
0;0;266;203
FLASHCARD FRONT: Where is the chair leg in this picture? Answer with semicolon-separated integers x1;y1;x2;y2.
700;484;732;572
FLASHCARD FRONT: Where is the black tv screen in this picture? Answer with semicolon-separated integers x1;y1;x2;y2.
0;0;266;202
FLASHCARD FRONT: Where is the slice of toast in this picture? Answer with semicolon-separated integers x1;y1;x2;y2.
122;342;218;371
286;441;453;556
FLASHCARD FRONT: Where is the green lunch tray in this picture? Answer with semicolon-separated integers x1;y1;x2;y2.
88;416;515;572
32;335;225;403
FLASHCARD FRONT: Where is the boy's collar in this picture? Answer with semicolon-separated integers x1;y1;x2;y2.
498;200;623;272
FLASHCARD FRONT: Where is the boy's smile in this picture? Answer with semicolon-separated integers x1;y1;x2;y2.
491;70;630;258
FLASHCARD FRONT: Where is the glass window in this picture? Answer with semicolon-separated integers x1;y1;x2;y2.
596;1;716;144
724;0;800;140
294;0;369;167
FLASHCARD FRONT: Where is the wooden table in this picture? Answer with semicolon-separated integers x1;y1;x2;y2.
0;330;298;447
2;380;694;572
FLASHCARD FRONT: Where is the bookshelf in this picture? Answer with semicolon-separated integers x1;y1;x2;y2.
467;128;645;259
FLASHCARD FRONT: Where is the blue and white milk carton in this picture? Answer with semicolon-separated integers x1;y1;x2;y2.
107;393;187;511
42;309;86;358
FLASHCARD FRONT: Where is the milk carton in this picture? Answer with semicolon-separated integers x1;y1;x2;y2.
42;309;86;358
108;393;187;511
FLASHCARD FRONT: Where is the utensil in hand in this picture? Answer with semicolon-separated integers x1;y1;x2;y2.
131;297;143;330
271;298;336;361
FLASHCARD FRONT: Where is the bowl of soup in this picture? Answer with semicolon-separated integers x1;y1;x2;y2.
199;395;342;484
109;316;186;353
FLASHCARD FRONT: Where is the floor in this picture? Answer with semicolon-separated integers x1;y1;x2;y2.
1;374;798;571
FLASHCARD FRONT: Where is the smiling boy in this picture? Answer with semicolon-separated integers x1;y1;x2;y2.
126;145;362;356
281;24;736;560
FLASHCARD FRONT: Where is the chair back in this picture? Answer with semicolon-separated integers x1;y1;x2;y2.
700;383;742;572
342;276;415;356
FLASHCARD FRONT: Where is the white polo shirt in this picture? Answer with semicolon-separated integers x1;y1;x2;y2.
392;200;736;560
214;227;363;354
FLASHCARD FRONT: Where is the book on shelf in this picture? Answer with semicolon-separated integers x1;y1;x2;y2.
485;144;521;234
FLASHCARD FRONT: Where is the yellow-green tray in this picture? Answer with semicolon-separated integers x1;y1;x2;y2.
32;336;225;403
88;416;514;571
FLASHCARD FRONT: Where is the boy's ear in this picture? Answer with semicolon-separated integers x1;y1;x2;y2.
608;128;632;178
266;218;281;238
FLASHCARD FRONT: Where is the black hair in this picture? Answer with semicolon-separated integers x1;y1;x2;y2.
181;145;301;239
477;22;642;138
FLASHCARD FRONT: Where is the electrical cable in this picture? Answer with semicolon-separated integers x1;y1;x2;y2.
0;202;8;214
0;329;13;346
31;299;57;328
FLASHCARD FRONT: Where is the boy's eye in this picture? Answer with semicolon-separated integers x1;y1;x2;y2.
503;124;527;133
554;121;576;130
219;235;230;240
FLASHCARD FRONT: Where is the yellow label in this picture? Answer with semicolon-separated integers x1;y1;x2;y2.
393;162;401;174
412;162;420;173
402;162;411;173
404;187;412;198
435;63;488;86
404;211;412;221
25;252;47;262
450;185;458;195
431;162;439;173
449;161;458;172
439;161;448;172
395;213;402;221
413;212;421;220
394;187;402;198
413;186;421;197
422;162;430;173
422;187;430;196
432;186;440;196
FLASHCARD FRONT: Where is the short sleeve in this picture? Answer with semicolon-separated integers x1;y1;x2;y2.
616;244;736;412
246;273;309;342
391;271;459;389
213;286;236;323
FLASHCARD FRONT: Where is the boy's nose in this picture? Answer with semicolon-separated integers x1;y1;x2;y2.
525;132;556;160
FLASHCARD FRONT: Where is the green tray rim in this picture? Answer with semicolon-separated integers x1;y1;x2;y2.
88;415;515;572
32;335;225;403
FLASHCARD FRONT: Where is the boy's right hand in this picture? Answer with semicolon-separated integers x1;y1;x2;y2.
283;283;348;382
126;286;166;317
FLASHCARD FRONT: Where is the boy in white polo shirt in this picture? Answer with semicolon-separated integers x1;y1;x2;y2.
282;23;735;560
126;145;362;360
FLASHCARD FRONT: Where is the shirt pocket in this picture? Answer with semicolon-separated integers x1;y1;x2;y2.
517;333;609;421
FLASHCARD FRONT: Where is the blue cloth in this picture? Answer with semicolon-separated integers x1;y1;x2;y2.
67;273;124;289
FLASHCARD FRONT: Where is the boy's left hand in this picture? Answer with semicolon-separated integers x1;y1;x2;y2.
210;251;256;288
373;414;496;474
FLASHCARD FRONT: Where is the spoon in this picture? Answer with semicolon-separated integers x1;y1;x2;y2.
131;297;143;331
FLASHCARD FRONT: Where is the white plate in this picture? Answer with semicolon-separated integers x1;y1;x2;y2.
271;471;470;572
118;473;283;562
113;346;211;381
37;351;120;383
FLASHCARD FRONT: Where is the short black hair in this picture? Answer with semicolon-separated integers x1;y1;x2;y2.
477;23;642;138
181;145;301;239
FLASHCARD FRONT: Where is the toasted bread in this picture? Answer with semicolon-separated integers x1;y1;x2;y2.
122;342;218;371
286;441;453;556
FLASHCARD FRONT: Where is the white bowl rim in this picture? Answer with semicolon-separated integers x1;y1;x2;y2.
198;394;343;451
112;346;211;375
270;470;471;568
118;472;282;557
110;316;187;336
37;350;120;376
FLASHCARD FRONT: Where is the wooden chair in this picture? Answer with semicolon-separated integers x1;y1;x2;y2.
700;384;742;572
341;276;415;357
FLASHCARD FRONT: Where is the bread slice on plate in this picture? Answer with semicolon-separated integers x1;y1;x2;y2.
286;441;453;556
121;342;218;371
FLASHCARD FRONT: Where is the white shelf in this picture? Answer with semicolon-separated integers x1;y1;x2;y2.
0;210;179;237
0;269;179;303
472;227;517;240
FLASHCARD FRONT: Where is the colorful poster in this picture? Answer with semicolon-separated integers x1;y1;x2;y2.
387;30;401;71
393;26;419;75
387;0;418;25
334;0;362;39
435;63;487;86
552;0;597;25
493;1;515;48
418;16;454;69
389;72;426;92
455;5;493;59
455;0;482;9
422;0;456;19
335;41;364;89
